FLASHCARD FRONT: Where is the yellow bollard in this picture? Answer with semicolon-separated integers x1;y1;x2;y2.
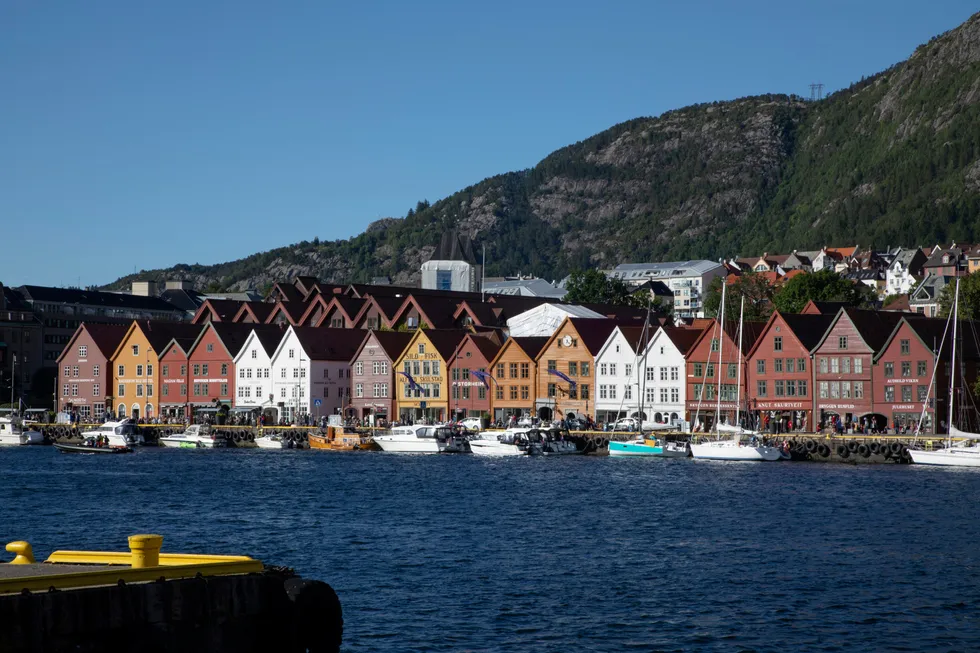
6;541;35;564
128;534;163;568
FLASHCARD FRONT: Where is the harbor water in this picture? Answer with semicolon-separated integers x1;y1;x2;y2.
3;448;979;652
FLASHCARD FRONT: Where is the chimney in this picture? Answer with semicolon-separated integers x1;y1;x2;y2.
165;280;193;291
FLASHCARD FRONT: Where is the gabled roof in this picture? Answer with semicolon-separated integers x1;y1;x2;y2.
686;318;767;359
657;325;705;356
801;300;851;315
243;324;289;359
159;288;205;312
564;318;618;356
388;295;464;330
297;294;333;326
17;285;182;314
191;299;244;324
233;301;275;324
421;329;472;361
267;282;305;303
286;327;370;362
264;301;307;325
111;321;203;361
811;308;907;354
878;316;980;362
350;330;415;364
188;322;258;359
456;333;502;364
883;295;912;312
746;311;835;359
509;336;550;360
56;323;130;363
293;276;320;298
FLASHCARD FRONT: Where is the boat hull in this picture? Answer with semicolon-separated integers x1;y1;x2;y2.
0;431;44;446
909;447;980;467
690;441;782;461
608;440;663;456
54;443;132;454
468;440;526;456
374;437;441;453
254;436;288;449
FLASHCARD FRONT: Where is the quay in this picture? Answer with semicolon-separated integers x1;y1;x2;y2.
0;535;342;653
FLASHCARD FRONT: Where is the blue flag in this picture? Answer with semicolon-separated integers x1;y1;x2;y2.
397;371;424;393
547;368;577;388
469;369;496;389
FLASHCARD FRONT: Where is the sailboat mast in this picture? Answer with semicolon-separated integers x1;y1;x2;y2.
948;278;960;444
715;280;726;429
735;296;745;429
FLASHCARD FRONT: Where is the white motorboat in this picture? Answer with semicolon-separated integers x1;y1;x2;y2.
254;434;290;449
0;416;43;446
80;419;144;447
690;437;783;461
374;425;442;453
159;425;227;449
469;428;531;456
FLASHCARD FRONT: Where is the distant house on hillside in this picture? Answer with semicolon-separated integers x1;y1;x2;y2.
605;260;724;319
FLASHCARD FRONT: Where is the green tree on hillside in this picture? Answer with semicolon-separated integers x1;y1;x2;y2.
773;269;878;314
704;272;775;322
563;269;641;306
938;272;980;319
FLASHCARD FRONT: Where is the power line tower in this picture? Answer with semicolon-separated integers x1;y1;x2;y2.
809;83;824;101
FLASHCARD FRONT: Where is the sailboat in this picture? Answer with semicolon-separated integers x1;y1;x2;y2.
608;303;689;457
690;291;782;462
909;279;980;467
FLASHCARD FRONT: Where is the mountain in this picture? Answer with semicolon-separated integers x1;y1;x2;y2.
106;12;980;295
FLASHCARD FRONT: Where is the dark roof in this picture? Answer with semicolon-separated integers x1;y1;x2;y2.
617;326;646;353
207;322;262;359
836;308;908;353
292;327;368;361
433;231;477;263
251;324;288;357
579;304;649;324
348;283;484;301
508;337;550;360
721;320;768;356
567;318;618;356
268;301;307;324
159;288;205;312
370;296;405;321
902;317;980;361
334;296;366;319
294;276;320;297
809;301;850;315
659;325;704;356
199;299;244;321
238;301;275;323
779;313;837;351
466;334;502;363
404;295;466;329
136;321;205;355
18;285;181;314
422;329;471;361
83;323;130;359
363;331;415;361
270;283;304;303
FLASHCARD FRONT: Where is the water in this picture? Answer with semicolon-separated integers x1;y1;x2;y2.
3;448;980;652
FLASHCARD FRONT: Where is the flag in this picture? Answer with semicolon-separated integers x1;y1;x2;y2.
397;371;424;393
547;368;577;388
469;369;496;389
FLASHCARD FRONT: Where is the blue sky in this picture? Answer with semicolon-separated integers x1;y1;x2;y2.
1;1;976;288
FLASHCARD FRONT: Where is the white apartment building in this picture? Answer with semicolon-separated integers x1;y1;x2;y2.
593;326;643;424
232;328;283;414
605;261;725;319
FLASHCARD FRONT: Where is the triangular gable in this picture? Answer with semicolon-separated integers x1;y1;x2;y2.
391;328;428;368
745;311;796;360
108;321;143;362
269;325;301;363
350;295;396;329
808;308;871;354
264;301;304;326
56;324;88;364
298;294;333;327
388;295;437;330
159;336;191;360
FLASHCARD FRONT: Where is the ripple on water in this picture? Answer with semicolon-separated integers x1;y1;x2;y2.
2;447;980;652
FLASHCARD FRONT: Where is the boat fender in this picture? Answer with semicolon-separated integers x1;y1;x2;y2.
857;444;870;458
889;441;904;455
285;577;343;653
805;439;817;453
846;440;859;453
836;444;849;458
868;442;880;455
248;432;255;442
233;433;243;443
818;444;830;457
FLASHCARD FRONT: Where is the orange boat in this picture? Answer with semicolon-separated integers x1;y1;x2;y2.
308;426;374;451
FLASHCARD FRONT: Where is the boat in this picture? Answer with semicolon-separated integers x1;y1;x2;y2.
530;427;581;455
608;437;690;457
79;419;144;448
469;428;532;456
690;292;782;462
254;434;291;449
910;280;980;467
54;442;132;454
0;416;44;446
373;424;444;453
158;425;227;449
308;426;367;451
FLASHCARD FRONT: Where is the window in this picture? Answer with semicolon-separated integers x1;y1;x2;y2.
854;381;863;398
93;364;100;377
510;386;519;400
164;384;170;397
293;368;299;379
710;338;719;352
221;364;227;376
693;363;703;378
146;385;153;397
671;387;679;403
136;384;144;397
842;357;851;374
646;387;656;403
63;365;69;378
520;363;529;379
819;381;829;398
118;365;125;377
163;365;169;378
901;386;912;402
93;383;100;397
854;357;863;374
786;358;795;373
462;386;470;400
289;349;295;359
495;385;504;400
917;361;927;376
201;364;208;376
424;362;431;375
581;362;590;377
819;358;828;374
580;384;589;400
624;386;632;400
181;365;187;376
180;384;186;396
372;361;380;375
192;364;200;376
798;380;807;396
206;343;214;353
281;368;287;378
132;345;139;356
600;384;608;400
774;358;783;373
757;380;768;396
62;383;69;397
727;364;737;379
251;349;257;359
660;388;668;403
900;339;910;355
568;362;578;376
671;367;679;381
917;385;928;402
841;382;850;398
355;362;363;376
786;380;796;396
136;364;143;377
839;336;848;350
78;345;87;358
901;362;911;377
884;362;894;378
355;383;363;398
521;385;529;400
72;366;79;377
510;362;518;378
547;360;557;371
648;366;657;381
830;382;840;398
756;360;766;374
830;358;839;374
548;383;556;398
706;363;715;378
609;363;617;376
496;363;505;378
798;358;806;372
417;343;425;355
775;380;785;397
625;364;633;378
774;337;783;352
884;385;894;402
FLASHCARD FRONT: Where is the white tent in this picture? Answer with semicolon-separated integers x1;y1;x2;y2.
506;303;606;338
